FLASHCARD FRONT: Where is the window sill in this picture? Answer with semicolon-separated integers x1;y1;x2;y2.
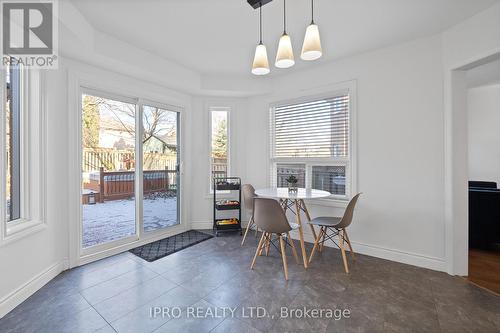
2;219;46;246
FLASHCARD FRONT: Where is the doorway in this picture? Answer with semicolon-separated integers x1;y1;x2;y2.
465;59;500;294
80;90;181;253
445;50;500;278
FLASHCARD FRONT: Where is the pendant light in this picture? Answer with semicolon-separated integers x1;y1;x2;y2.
252;3;270;75
301;0;322;61
275;0;294;68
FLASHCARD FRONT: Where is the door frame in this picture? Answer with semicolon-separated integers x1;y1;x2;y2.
444;48;500;276
68;67;189;268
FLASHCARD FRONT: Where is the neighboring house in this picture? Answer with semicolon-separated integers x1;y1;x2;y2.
144;132;177;154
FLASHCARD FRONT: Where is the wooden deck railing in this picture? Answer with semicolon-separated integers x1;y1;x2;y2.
84;168;177;203
82;156;228;204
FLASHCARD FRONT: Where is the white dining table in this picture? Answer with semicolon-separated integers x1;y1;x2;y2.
254;187;331;268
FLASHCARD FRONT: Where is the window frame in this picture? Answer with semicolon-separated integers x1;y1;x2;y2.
269;82;357;203
1;66;47;244
208;105;231;194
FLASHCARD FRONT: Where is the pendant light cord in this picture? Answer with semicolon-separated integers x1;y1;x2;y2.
259;2;263;44
283;0;287;34
311;0;315;24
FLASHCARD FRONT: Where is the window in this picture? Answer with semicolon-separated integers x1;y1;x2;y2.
270;91;352;199
210;107;229;189
312;165;346;196
2;59;45;240
5;60;22;222
276;163;305;188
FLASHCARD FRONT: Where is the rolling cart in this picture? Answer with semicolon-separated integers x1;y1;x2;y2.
213;177;242;236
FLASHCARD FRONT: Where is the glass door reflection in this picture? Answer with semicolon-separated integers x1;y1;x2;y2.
142;105;179;232
81;93;136;248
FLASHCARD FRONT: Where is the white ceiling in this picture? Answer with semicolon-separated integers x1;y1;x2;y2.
70;0;499;77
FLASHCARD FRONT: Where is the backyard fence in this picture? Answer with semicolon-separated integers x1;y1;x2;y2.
212;157;228;179
83;148;177;172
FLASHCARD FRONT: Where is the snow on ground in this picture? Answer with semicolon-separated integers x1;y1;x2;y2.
82;197;178;248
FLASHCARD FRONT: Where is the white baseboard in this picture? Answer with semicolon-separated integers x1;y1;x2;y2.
293;229;446;272
0;259;68;318
191;220;445;271
348;240;445;272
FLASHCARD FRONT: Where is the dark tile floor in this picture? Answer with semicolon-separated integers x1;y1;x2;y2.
1;231;499;333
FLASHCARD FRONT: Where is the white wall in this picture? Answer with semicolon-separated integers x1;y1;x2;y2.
0;68;70;317
244;35;447;271
189;97;252;227
467;84;500;185
442;2;500;70
442;2;500;275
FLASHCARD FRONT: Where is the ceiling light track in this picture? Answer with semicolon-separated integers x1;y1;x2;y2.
247;0;273;9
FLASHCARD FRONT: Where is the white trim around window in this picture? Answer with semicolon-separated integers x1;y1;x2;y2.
208;104;231;195
1;68;47;245
268;80;357;206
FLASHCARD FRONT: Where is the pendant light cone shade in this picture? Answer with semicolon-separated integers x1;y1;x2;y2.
275;33;295;68
252;43;270;75
301;23;322;60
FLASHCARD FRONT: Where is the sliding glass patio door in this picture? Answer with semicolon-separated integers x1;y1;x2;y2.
80;91;180;251
142;105;180;233
81;93;137;248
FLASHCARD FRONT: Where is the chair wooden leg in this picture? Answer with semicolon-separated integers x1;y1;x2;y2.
287;232;300;264
279;235;289;280
265;234;271;256
241;216;254;246
258;232;267;256
343;229;356;261
308;226;324;264
338;229;349;273
319;228;326;252
251;232;266;269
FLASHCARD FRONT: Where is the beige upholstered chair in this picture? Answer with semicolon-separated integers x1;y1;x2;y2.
308;193;362;273
241;184;258;246
250;198;299;280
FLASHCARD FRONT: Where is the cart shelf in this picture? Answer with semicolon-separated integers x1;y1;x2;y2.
215;201;240;211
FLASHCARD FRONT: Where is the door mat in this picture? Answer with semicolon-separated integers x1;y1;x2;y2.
129;230;213;262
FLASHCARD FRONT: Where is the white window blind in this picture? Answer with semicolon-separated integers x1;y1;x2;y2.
272;94;349;158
